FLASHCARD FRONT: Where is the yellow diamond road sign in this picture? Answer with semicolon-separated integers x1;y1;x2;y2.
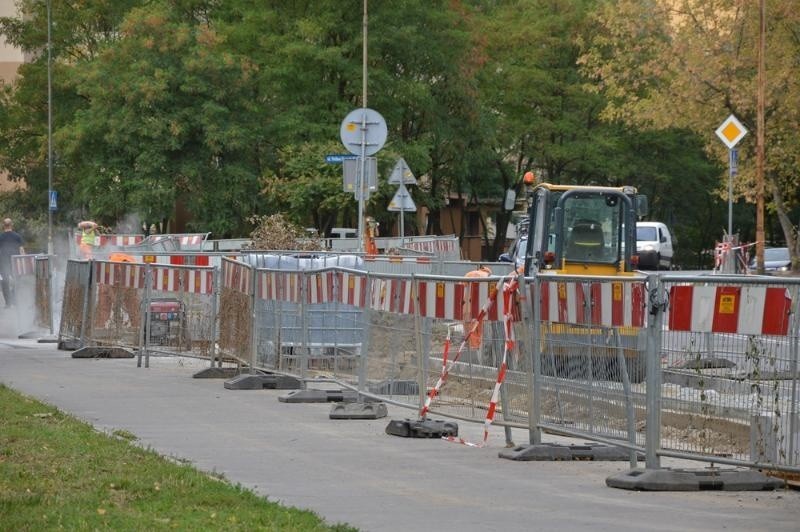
715;114;747;149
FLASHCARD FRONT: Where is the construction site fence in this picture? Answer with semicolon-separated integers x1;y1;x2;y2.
57;259;219;368
53;256;800;474
10;254;54;335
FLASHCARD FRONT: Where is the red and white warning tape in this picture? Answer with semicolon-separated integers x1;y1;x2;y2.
419;275;506;421
421;270;520;448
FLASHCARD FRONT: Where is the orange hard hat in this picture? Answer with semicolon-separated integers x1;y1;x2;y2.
109;252;137;263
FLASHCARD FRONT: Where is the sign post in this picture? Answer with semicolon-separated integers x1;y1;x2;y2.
715;114;748;237
340;108;387;251
387;158;417;248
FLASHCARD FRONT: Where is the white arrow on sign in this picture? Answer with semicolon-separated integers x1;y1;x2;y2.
388;183;416;212
388;157;417;185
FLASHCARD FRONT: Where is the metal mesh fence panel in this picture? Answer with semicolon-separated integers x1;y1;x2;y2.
58;260;91;347
253;268;366;382
143;264;216;360
86;260;146;349
217;258;253;366
659;275;800;469
362;274;423;406
414;274;526;431
530;274;648;448
34;256;52;332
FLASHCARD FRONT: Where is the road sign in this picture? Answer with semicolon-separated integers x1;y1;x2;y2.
387;158;417;185
730;148;738;175
343;157;378;199
48;190;57;211
340;108;387;156
387;183;416;212
715;114;748;149
326;154;358;164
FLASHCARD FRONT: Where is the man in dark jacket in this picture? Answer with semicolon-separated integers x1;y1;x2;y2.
0;218;25;307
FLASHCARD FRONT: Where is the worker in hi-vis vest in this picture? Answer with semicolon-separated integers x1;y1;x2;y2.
463;265;492;349
77;220;99;259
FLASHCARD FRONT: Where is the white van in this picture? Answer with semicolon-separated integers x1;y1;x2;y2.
636;221;674;270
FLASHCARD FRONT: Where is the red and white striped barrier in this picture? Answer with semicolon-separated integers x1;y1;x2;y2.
420;275;509;420
442;275;521;448
94;261;146;289
306;271;339;304
222;259;253;295
12;255;36;276
404;237;459;256
73;234;145;248
337;271;367;307
369;277;415;314
363;255;432;264
668;285;792;336
417;280;465;320
93;262;213;294
256;270;303;302
538;279;646;327
179;235;205;246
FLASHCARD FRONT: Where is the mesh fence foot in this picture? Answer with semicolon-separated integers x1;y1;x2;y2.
385;419;458;438
606;467;784;491
71;346;135;359
192;367;239;379
499;443;640;461
278;389;362;403
223;373;303;390
330;402;388;419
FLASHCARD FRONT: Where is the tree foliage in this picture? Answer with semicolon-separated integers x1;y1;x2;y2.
582;0;800;262
0;0;746;265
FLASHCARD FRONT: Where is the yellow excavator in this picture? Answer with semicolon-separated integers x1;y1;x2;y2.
522;182;647;276
518;182;649;382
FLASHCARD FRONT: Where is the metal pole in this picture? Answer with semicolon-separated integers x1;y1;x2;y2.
46;0;53;256
755;0;766;272
645;274;665;470
399;205;405;249
727;149;733;238
357;0;368;253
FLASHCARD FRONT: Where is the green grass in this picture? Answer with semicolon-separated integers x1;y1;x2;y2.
0;384;357;531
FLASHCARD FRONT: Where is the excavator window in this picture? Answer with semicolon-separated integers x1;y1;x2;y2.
565;220;606;262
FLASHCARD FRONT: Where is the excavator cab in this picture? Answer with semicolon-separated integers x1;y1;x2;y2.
523;183;645;276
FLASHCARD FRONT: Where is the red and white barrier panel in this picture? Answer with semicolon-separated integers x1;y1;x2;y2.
668;285;792;336
93;261;145;289
151;265;213;295
222;260;253;295
405;238;458;255
256;271;303;303
336;272;367;307
363;255;432;264
538;279;646;328
178;234;206;247
94;262;213;294
12;255;35;276
73;234;145;247
307;271;339;304
369;277;415;314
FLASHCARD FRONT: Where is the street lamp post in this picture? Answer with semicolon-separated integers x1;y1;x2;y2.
46;0;53;256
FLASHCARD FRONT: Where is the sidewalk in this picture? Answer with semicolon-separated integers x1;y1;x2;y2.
0;336;798;531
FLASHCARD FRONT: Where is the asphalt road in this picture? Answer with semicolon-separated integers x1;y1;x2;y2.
1;307;798;531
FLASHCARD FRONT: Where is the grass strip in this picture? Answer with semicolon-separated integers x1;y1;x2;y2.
0;384;356;531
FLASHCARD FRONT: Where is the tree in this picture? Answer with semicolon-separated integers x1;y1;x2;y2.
582;0;800;268
56;1;266;236
471;0;642;259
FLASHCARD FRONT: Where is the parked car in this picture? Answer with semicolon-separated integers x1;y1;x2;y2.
636;221;674;270
750;247;791;272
